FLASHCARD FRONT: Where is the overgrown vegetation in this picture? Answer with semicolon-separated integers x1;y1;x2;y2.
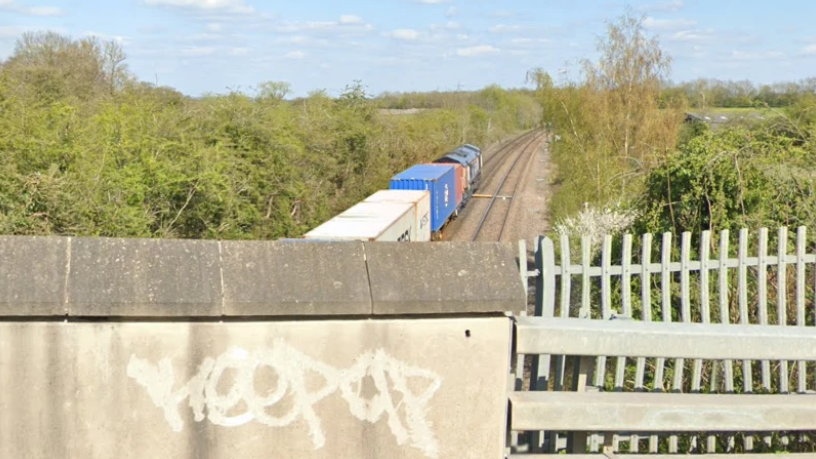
530;9;816;242
527;10;685;225
0;31;540;239
527;8;816;454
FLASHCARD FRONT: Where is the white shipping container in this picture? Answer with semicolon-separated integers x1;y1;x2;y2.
364;190;431;242
303;201;416;242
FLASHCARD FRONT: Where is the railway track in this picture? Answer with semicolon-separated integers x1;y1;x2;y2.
300;127;547;244
470;131;544;242
480;129;539;172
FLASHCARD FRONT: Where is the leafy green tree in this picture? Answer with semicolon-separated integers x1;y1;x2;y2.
635;122;816;239
531;9;683;224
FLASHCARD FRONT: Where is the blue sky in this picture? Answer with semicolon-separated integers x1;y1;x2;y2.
2;0;816;97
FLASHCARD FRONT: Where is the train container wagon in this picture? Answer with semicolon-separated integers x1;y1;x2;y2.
423;163;465;210
303;201;416;242
390;164;457;234
364;190;431;242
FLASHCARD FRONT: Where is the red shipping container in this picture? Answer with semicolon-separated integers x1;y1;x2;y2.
453;164;466;206
423;163;465;209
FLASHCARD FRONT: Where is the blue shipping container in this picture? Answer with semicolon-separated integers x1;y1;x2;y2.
390;164;456;232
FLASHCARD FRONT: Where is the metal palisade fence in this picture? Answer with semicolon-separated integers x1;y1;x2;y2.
518;226;816;455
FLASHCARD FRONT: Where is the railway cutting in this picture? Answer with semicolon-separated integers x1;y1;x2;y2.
294;129;549;245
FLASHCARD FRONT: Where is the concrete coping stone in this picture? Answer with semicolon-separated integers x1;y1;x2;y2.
365;241;526;315
0;236;525;317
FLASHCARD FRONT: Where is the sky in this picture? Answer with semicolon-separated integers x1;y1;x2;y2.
2;0;816;98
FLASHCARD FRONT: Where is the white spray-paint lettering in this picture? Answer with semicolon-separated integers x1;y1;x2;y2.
126;340;443;458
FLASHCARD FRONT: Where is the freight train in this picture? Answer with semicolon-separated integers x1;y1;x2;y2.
300;144;483;242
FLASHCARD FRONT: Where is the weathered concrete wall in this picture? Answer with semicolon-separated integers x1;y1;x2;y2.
0;317;512;459
0;236;525;317
0;235;521;458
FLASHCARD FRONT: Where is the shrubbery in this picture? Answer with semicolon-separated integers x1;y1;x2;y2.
0;32;540;239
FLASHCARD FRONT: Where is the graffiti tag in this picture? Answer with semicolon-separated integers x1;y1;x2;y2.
126;341;442;458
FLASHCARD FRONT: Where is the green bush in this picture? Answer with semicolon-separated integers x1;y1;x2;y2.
0;32;540;239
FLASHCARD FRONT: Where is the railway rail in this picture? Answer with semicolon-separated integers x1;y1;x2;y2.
470;131;545;242
480;129;539;171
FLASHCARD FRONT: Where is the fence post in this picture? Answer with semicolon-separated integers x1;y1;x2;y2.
568;355;596;454
531;236;556;389
528;236;556;453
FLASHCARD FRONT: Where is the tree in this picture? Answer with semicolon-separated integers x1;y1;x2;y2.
257;81;291;102
3;31;131;101
102;40;129;95
531;9;683;224
583;8;672;164
526;68;556;127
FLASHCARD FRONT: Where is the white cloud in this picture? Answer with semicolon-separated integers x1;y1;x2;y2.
205;23;223;32
25;6;62;16
688;44;708;58
804;44;816;55
339;14;363;24
456;45;499;57
83;31;129;44
0;0;63;16
668;29;716;43
180;46;219;57
0;25;64;39
643;17;697;31
731;50;785;60
430;21;460;31
377;57;403;66
275;36;305;44
412;0;449;3
137;25;168;34
229;47;249;56
273;22;323;33
185;32;223;41
0;25;27;39
273;16;374;33
273;35;330;47
386;28;420;40
509;37;551;46
445;6;458;17
144;0;254;14
488;24;522;33
490;10;516;18
796;35;816;45
284;50;306;59
639;0;684;12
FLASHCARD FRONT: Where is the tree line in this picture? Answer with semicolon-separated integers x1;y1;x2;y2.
0;31;541;239
661;77;816;109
